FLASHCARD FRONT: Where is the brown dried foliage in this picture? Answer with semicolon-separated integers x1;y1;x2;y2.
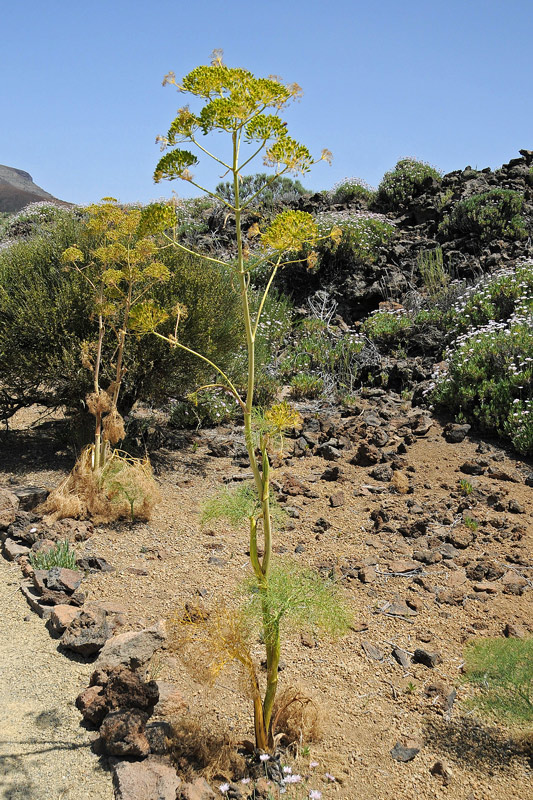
40;445;159;523
271;688;320;747
168;716;245;782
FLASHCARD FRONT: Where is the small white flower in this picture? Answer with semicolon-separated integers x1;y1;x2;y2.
219;783;230;795
240;777;251;784
259;753;270;762
283;766;292;774
309;760;319;768
309;791;322;800
284;774;302;783
325;772;336;781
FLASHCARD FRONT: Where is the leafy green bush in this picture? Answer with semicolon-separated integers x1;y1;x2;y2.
289;373;325;399
439;189;527;244
451;264;533;332
30;539;78;571
463;638;533;725
361;309;413;342
1;202;80;241
0;214;93;420
432;267;533;453
417;247;450;298
377;157;442;210
0;212;12;240
280;317;364;398
215;173;308;211
0;214;245;422
169;388;237;429
329;177;376;205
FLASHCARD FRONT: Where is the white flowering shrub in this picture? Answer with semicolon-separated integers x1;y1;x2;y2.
432;264;533;454
329;176;376;205
311;210;396;269
169;388;237;428
377;157;442;210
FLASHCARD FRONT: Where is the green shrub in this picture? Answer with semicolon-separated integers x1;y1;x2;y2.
1;202;80;241
439;189;527;244
377;157;442;210
0;212;12;240
169;388;237;429
329;177;376;205
289;373;325;399
30;539;78;571
432;265;533;454
463;638;533;726
0;215;244;422
0;215;93;420
215;173;308;211
281;317;364;398
417;247;449;298
452;264;533;333
361;309;413;342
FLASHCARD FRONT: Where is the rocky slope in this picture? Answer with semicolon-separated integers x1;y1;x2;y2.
0;164;66;212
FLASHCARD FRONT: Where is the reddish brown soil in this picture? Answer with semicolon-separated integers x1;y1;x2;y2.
2;401;532;800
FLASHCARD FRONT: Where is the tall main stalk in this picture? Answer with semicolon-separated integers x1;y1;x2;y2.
232;133;277;750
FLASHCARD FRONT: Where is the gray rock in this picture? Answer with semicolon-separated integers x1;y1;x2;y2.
316;443;341;461
112;757;181;800
460;461;485;476
391;647;411;669
178;777;216;800
20;584;53;619
2;538;30;560
391;742;420;762
370;464;393;482
361;640;384;661
96;622;166;669
412;648;441;668
61;608;111;656
46;567;83;593
0;488;19;530
13;486;49;511
444;423;470;443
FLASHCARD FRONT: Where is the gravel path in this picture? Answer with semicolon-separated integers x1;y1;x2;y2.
0;556;113;800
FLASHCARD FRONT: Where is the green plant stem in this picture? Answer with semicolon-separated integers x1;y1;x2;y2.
232;132;278;750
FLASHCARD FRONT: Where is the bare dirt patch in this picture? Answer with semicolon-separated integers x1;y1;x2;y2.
1;399;532;799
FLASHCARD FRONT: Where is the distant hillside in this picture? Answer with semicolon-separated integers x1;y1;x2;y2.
0;165;68;213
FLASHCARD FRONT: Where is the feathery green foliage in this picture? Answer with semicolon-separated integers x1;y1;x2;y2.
201;483;287;530
242;562;352;641
417;247;449;298
216;173;308;211
463;638;533;725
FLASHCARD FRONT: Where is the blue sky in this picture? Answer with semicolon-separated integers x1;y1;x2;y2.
1;0;532;205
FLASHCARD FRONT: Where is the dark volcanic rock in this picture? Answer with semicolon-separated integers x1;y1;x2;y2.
61;608;111;656
98;709;150;757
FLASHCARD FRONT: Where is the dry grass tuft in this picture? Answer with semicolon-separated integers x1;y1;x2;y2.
168;715;245;781
272;688;321;747
40;445;159;523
